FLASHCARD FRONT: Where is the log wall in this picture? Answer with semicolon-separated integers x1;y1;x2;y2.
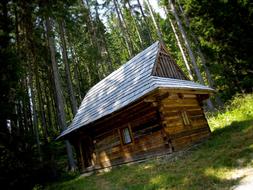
92;100;169;169
159;92;211;151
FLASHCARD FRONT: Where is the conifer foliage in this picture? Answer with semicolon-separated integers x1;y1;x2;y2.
0;0;252;189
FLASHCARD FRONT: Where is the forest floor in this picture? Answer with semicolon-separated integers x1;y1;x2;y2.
44;94;253;190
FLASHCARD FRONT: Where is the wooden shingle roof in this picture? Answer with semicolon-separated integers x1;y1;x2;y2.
58;41;213;139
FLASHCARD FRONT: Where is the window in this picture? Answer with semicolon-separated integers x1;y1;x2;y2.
121;127;132;145
181;111;191;126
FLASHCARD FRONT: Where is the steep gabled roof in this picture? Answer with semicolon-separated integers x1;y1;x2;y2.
58;41;213;139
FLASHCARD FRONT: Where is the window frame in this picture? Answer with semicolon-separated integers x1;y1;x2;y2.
119;124;134;145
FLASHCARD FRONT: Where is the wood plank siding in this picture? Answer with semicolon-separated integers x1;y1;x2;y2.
152;49;187;80
158;91;210;151
91;99;168;169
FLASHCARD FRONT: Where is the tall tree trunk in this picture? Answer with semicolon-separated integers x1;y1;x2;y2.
82;0;102;80
117;0;135;53
164;7;193;80
44;81;53;133
45;17;76;171
113;0;133;57
94;1;114;73
34;62;49;140
168;0;214;110
70;46;82;103
144;0;163;41
58;20;78;115
28;69;42;161
126;0;144;48
136;0;152;43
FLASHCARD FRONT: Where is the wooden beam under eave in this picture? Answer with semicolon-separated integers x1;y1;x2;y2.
158;87;214;96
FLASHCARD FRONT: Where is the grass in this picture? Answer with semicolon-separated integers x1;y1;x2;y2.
45;94;253;190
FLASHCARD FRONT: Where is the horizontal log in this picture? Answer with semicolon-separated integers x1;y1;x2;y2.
173;140;193;151
190;131;210;142
164;125;185;134
160;106;201;112
131;111;158;129
163;98;198;103
98;137;166;163
122;141;165;157
165;115;180;121
132;131;163;146
191;119;208;128
96;140;121;152
182;94;197;99
188;109;204;116
133;124;161;139
158;87;213;95
93;102;156;133
96;132;119;146
97;146;171;168
190;115;205;121
165;120;183;127
169;127;209;140
164;117;182;124
162;102;199;108
160;111;179;118
171;136;192;150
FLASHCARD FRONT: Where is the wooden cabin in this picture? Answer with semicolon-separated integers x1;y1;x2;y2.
57;41;214;172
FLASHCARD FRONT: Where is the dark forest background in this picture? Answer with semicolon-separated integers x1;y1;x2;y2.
0;0;252;189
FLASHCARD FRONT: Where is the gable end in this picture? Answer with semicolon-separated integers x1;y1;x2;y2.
152;43;188;80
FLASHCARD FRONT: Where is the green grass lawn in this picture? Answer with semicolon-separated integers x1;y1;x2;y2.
45;94;253;190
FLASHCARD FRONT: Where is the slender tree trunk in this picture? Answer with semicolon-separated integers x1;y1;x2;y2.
44;81;53;132
25;78;34;134
46;61;60;132
22;80;29;133
168;0;214;110
169;18;193;80
58;20;78;115
144;0;163;41
117;0;135;53
168;0;201;82
66;29;84;101
94;2;114;72
94;1;114;73
45;17;76;171
28;70;42;161
164;7;193;80
136;0;152;43
34;62;49;140
70;47;82;103
82;0;102;80
99;34;114;74
126;0;144;48
113;0;133;57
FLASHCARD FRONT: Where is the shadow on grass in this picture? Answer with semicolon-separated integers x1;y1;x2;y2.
46;119;253;190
